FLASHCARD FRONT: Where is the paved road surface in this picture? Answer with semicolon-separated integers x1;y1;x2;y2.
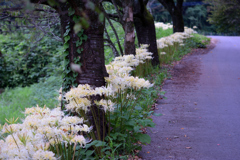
139;36;240;160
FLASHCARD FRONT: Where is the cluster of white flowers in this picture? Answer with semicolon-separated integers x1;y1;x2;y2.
0;106;91;159
156;28;197;49
155;22;197;53
105;45;154;92
63;84;116;113
63;45;154;114
155;22;173;30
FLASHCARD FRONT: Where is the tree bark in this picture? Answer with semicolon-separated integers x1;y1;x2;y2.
122;0;136;55
62;0;108;140
75;5;108;87
157;0;184;33
172;0;184;32
31;0;108;140
134;0;160;66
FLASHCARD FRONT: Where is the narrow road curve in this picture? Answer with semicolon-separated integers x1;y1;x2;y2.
140;36;240;160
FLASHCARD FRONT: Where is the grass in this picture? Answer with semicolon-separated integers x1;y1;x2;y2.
0;76;62;124
156;27;173;39
157;33;211;66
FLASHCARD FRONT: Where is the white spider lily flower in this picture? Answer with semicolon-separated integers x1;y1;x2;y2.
32;150;56;160
95;99;115;112
61;116;84;126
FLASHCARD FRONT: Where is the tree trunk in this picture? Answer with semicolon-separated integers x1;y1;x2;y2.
172;13;184;32
122;0;136;55
134;0;160;66
30;0;108;140
58;2;108;88
58;1;108;140
76;9;108;87
157;0;184;33
171;1;184;33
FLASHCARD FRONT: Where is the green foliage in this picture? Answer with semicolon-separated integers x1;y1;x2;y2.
155;27;173;39
62;7;88;93
205;0;240;34
91;85;159;159
184;5;207;29
104;20;125;64
0;33;64;88
152;9;172;23
133;60;153;78
190;33;210;48
0;76;62;125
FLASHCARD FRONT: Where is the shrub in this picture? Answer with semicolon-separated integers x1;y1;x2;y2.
0;33;64;88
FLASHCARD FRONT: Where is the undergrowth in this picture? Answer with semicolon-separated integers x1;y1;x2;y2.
0;76;62;124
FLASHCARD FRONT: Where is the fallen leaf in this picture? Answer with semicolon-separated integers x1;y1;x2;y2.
186;147;192;149
181;128;184;130
147;151;150;154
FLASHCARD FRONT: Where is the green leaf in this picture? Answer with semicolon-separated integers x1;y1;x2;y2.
77;48;81;54
76;40;83;47
134;126;141;132
63;29;70;37
91;140;106;147
63;43;69;50
105;151;111;155
47;0;58;6
135;106;142;111
85;150;95;156
137;134;151;144
73;15;80;23
101;146;111;152
98;12;104;22
125;120;135;126
77;31;83;37
120;114;129;120
64;35;70;42
83;35;88;41
66;25;70;29
68;7;75;16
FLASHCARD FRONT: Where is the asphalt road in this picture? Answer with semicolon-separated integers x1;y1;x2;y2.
139;36;240;160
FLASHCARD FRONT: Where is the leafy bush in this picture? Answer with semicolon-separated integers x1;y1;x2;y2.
191;33;211;48
0;33;64;88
